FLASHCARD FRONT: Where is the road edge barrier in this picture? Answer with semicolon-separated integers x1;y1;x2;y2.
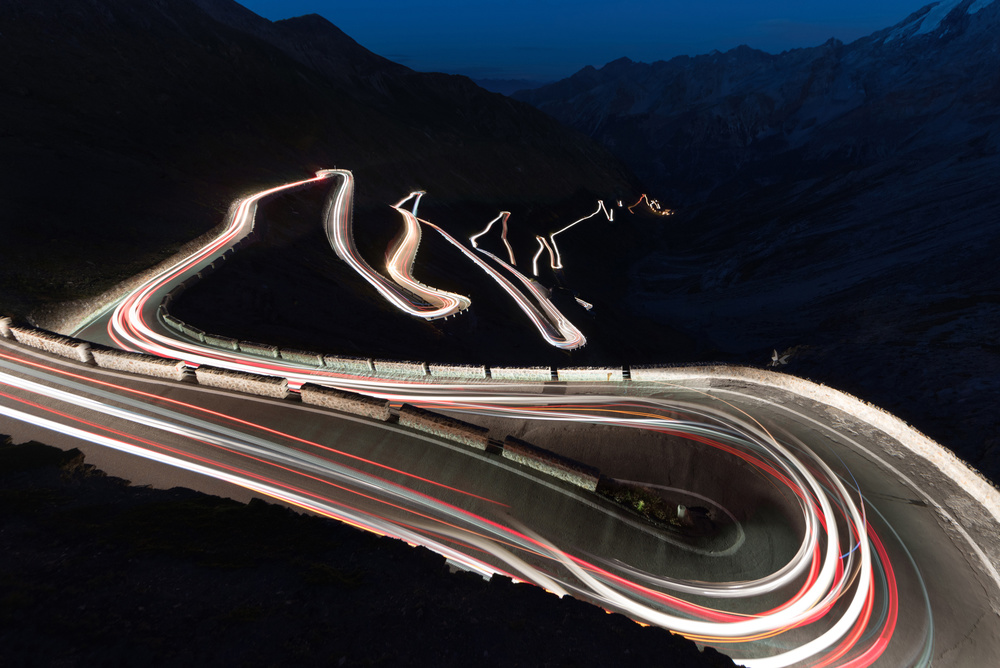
373;360;428;379
8;325;93;364
489;366;554;382
323;355;374;374
204;333;239;351
397;404;489;451
194;365;289;399
502;436;600;492
557;366;625;382
91;347;188;381
428;364;488;380
300;383;391;421
280;348;324;367
239;341;279;359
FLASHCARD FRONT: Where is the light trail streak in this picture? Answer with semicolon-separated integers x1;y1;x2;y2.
627;193;674;216
547;200;614;270
532;235;556;277
469;211;516;265
383;190;472;319
324;175;469;320
465;207;585;344
28;168;952;665
0;340;911;667
419;218;586;350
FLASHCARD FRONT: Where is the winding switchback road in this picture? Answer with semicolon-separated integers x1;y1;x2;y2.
6;170;993;666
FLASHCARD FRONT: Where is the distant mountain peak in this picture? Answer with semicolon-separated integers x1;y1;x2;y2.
883;0;997;42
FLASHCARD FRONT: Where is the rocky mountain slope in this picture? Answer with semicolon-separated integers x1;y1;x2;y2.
515;1;1000;481
0;436;734;667
516;0;1000;205
0;0;637;317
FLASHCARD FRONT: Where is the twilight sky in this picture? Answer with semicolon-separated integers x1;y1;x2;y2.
238;0;929;81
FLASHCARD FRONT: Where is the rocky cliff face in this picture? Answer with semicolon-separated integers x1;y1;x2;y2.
516;1;1000;482
0;0;637;316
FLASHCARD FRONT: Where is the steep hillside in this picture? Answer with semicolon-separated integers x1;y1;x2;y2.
0;437;734;667
515;1;1000;480
0;0;638;317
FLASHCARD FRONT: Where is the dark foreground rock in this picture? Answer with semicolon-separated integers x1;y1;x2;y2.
0;436;734;667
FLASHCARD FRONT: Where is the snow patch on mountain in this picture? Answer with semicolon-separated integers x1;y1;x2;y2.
913;0;964;35
885;0;995;42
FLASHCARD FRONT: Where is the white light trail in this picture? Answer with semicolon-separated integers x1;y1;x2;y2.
469;211;516;265
72;168;932;666
324;174;469;320
421;218;586;350
548;200;614;270
532;235;556;277
383;190;472;318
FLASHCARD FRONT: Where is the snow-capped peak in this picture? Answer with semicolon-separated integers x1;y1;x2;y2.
885;0;996;42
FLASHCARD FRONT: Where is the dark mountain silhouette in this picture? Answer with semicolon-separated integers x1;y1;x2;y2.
0;2;733;664
516;1;1000;205
474;78;552;96
515;1;1000;482
0;3;736;665
0;436;735;667
0;0;637;317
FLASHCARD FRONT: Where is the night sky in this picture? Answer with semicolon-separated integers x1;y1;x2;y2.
239;0;930;80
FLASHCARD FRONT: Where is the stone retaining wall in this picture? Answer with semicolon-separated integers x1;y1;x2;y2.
489;367;554;382
180;323;205;342
397;404;489;450
629;366;710;385
91;348;188;381
373;360;428;379
162;313;185;333
194;365;289;399
428;364;488;380
557;367;624;382
299;383;391;421
203;333;239;351
323;355;374;374
502;436;600;492
238;341;279;359
10;326;93;364
279;348;324;367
